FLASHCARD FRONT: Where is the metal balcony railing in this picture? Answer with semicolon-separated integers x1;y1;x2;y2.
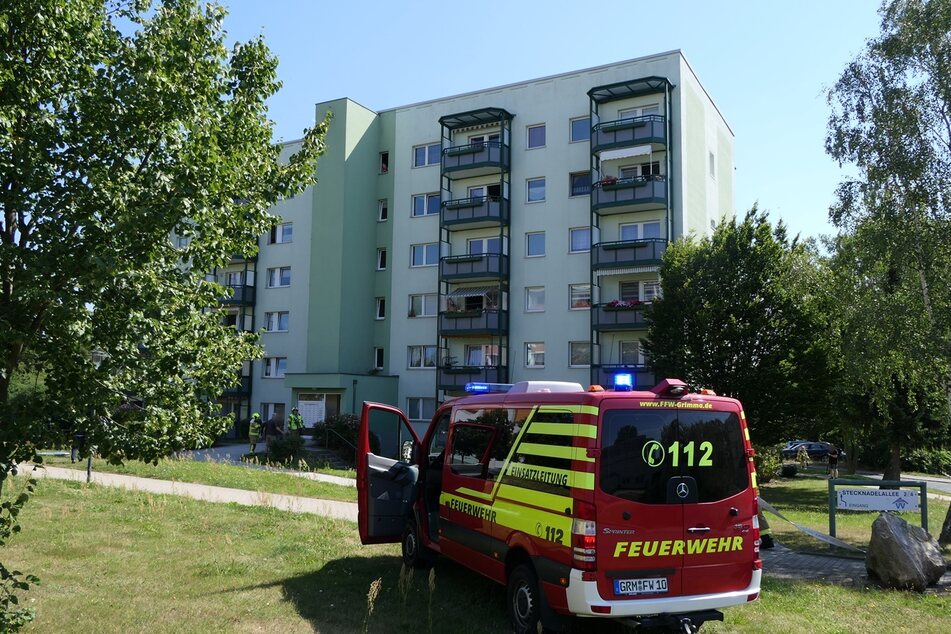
592;114;666;153
591;303;650;331
441;195;509;227
592;238;666;269
441;141;510;176
440;253;509;281
592;175;667;213
438;309;508;336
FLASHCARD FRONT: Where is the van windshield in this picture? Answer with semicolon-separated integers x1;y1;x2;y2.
600;409;748;503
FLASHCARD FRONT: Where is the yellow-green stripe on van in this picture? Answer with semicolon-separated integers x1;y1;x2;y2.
518;443;594;462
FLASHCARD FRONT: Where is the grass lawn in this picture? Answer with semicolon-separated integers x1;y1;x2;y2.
760;470;951;556
4;478;950;633
36;454;357;503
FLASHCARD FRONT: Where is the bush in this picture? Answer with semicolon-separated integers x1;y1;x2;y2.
266;434;305;465
780;463;798;478
753;443;783;484
901;447;951;475
316;414;362;462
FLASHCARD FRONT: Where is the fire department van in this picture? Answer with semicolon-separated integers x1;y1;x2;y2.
356;378;762;633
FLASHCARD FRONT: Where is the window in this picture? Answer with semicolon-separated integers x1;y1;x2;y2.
267;267;291;288
619;221;662;241
643;280;662;302
570;117;590;143
409;293;437;318
263;357;287;378
407;397;436;422
525;342;545;368
570;172;591;197
527;177;545;203
465;344;499;366
411;243;439;267
412;193;440;217
261;402;285;422
570;284;591;309
468;183;501;200
376;248;387;270
525;232;545;257
467;237;501;255
225;271;243;286
709;151;716;178
620;341;644;365
408;345;437;369
380;152;389;174
569;227;590;253
374;347;384;370
525;286;545;312
375;297;386;320
527;124;546;149
269;222;292;244
620;281;640;302
264;311;289;332
619;161;661;179
469;132;500;147
570;341;591;367
619;104;659;119
378;199;389;221
413;143;441;167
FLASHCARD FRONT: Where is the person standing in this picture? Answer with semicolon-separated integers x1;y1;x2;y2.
796;444;809;472
248;413;262;455
827;445;840;479
287;407;305;437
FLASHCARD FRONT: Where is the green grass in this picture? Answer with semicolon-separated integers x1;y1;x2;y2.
5;477;951;633
760;471;951;556
37;454;357;503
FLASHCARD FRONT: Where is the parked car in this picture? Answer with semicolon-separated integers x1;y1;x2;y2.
781;440;809;452
781;441;844;461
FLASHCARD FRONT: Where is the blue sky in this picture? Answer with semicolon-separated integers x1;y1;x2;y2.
220;1;882;241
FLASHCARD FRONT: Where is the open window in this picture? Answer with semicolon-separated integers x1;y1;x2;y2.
357;402;420;544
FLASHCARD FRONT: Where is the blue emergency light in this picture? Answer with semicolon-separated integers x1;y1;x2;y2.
464;382;513;394
613;373;634;391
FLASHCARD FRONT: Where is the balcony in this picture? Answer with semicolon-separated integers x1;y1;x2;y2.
591;303;649;331
222;374;251;396
220;284;256;305
442;141;510;178
592;238;666;269
438;365;507;391
439;310;508;336
592;175;667;214
591;365;655;390
441;196;510;229
592;114;666;154
440;253;509;282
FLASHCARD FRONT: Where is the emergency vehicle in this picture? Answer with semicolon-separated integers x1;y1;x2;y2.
356;377;762;633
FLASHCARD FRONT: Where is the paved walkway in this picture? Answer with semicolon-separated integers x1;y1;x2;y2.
30;465;358;522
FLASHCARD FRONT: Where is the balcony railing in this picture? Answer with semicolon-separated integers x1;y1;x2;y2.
592;175;667;214
442;141;510;176
592;365;655;390
441;196;509;228
220;284;256;305
592;238;667;269
438;365;508;391
591;303;649;331
440;253;509;281
222;374;251;396
439;309;508;336
592;114;666;153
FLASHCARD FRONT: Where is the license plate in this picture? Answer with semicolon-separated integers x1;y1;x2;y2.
614;577;668;595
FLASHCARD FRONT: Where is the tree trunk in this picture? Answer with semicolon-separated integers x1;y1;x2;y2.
940;505;951;544
882;441;901;484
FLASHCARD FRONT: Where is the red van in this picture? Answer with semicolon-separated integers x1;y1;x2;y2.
357;378;762;632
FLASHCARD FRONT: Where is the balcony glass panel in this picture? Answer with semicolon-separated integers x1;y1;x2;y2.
439;309;508;336
441;196;509;227
592;238;667;269
591;303;649;331
442;141;511;176
592;114;666;153
440;253;509;281
592;175;667;213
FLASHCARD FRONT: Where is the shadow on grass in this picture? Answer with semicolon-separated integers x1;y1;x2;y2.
237;555;632;634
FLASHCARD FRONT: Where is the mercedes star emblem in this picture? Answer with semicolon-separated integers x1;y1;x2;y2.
676;482;689;499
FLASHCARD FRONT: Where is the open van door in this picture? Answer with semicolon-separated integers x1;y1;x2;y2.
357;402;421;545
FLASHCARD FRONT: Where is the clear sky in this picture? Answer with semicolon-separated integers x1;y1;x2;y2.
218;0;883;241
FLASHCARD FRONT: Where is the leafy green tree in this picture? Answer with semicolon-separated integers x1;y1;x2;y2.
825;0;951;539
643;207;835;444
0;0;327;622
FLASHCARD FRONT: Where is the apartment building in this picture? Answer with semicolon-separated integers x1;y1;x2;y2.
211;50;734;434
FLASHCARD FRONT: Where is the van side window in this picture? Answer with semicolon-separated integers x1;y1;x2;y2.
449;424;494;478
367;408;417;464
502;409;574;495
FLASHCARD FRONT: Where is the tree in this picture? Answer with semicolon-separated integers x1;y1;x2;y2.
0;0;327;623
825;0;951;538
643;207;835;444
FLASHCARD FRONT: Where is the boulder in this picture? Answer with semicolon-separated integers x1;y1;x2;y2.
866;512;946;591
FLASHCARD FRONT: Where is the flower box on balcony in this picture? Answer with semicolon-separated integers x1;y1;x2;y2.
602;240;650;251
445;255;483;263
444;198;481;209
603;300;645;311
446;145;481;157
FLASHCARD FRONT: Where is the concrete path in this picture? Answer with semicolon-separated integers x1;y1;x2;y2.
30;465;358;522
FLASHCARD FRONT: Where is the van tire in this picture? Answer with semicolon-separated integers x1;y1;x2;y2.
508;564;547;634
401;520;435;569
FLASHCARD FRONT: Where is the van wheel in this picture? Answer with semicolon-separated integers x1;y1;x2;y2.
508;564;544;634
401;520;434;569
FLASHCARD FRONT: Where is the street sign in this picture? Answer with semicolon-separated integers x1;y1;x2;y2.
837;488;920;512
